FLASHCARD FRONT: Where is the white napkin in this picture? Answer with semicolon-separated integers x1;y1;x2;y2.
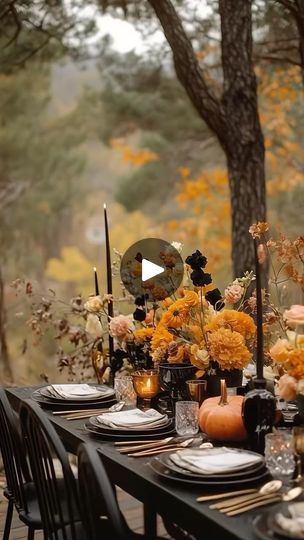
96;408;168;430
276;504;304;538
48;384;111;400
170;447;262;475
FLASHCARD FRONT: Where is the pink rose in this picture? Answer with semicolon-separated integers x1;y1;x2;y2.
109;315;132;338
277;374;297;401
284;305;304;329
224;283;244;304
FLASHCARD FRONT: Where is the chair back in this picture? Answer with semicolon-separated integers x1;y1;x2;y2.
20;399;82;540
0;387;30;511
78;443;127;540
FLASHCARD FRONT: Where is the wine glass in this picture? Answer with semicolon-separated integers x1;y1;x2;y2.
293;427;304;485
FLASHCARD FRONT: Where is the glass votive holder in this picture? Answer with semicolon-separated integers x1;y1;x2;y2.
186;380;207;406
175;401;199;436
132;370;160;410
114;376;137;407
265;431;295;487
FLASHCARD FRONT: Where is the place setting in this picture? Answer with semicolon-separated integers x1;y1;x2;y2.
149;446;271;489
84;406;176;441
32;383;116;411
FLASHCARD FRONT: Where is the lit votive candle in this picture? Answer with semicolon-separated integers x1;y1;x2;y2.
132;370;160;409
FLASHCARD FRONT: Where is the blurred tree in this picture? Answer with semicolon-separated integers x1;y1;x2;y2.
0;0;95;72
98;0;266;281
273;0;304;81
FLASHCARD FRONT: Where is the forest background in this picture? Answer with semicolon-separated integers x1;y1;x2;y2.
0;0;303;383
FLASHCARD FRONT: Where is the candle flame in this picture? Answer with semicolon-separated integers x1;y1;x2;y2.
146;378;152;390
103;203;107;209
93;266;97;272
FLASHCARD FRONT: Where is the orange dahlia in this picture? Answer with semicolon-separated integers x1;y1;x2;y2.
133;327;155;343
208;328;252;370
151;325;173;351
205;310;256;341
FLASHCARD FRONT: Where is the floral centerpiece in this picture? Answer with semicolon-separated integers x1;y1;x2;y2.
248;224;304;411
92;244;257;393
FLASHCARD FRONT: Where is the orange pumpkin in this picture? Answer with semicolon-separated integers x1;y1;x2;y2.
199;380;247;442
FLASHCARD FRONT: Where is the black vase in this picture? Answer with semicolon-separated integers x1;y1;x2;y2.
158;363;196;412
242;379;276;454
203;361;243;397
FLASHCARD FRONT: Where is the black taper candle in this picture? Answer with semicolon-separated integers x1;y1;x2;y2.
103;204;114;381
93;267;99;296
254;238;264;379
242;236;276;454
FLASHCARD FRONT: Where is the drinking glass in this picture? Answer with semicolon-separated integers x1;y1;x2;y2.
175;401;199;436
293;426;304;485
114;376;137;407
265;431;295;487
186;380;207;406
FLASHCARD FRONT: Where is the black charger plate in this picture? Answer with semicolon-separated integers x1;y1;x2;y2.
149;456;270;488
88;416;173;436
32;389;116;411
159;451;265;480
38;385;115;402
85;422;176;440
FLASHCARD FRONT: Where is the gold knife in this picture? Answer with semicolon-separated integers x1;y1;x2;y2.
225;496;282;516
196;488;257;503
210;492;276;510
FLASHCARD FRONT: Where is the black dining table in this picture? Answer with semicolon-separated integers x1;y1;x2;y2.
7;386;266;540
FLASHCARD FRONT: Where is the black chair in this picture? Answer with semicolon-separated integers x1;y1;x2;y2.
20;399;85;540
0;387;42;540
78;442;167;540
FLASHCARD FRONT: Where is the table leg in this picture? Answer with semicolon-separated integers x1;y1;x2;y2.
144;503;157;537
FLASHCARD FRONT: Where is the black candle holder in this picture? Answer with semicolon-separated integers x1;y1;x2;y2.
242;378;276;454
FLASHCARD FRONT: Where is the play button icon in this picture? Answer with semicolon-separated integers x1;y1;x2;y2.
120;238;184;301
142;259;164;282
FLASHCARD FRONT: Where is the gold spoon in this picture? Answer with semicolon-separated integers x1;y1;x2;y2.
225;486;303;517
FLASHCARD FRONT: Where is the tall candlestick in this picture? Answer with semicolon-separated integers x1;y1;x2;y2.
93;267;99;296
103;204;114;378
254;238;264;380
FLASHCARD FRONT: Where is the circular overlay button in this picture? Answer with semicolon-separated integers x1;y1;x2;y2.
120;238;184;301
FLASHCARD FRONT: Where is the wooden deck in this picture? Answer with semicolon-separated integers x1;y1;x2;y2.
0;478;170;538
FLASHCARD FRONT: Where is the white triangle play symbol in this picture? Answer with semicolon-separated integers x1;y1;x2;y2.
142;258;164;282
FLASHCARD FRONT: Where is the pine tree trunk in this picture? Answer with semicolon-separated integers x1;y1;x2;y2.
148;0;266;279
0;266;13;382
219;0;267;279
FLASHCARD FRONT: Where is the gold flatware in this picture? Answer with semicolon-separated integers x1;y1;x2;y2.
53;408;110;416
66;412;111;421
212;492;280;511
223;487;302;516
114;439;165;446
197;479;282;503
128;438;194;457
225;496;282;516
197;489;257;503
118;438;174;453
